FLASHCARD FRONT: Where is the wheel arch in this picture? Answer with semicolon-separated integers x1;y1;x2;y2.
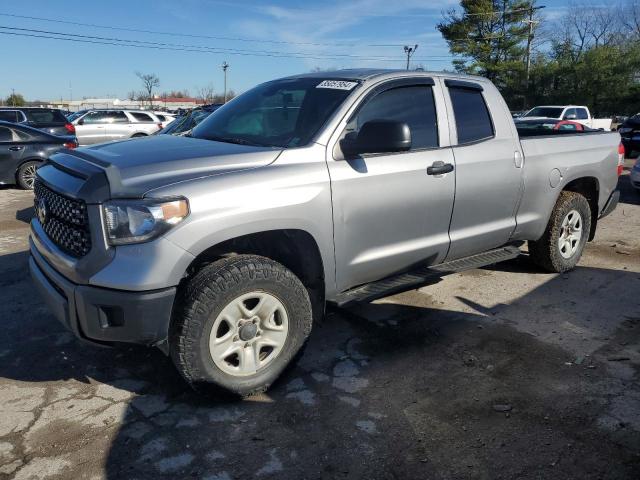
14;157;45;183
561;176;599;241
182;229;326;324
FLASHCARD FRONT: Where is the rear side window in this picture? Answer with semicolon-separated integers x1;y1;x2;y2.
110;111;129;123
448;87;494;144
155;114;166;121
0;110;20;122
0;126;12;141
348;85;439;149
24;109;67;124
130;112;154;122
575;108;589;120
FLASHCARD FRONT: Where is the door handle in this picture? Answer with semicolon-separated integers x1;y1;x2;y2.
9;146;24;151
427;161;454;176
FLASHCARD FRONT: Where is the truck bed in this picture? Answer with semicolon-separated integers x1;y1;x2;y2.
512;129;621;242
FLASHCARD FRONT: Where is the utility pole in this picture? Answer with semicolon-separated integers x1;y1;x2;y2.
403;45;418;70
221;61;229;103
524;4;546;107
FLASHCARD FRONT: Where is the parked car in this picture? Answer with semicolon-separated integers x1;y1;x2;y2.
617;114;640;156
156;105;220;136
519;105;612;130
66;110;88;122
630;157;640;190
71;109;163;145
514;118;586;133
0;107;76;137
152;111;176;128
30;70;622;396
0;121;77;189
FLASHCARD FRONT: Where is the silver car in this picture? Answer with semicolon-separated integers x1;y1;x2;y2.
72;110;162;145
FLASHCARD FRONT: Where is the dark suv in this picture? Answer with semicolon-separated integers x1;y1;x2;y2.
0;107;75;137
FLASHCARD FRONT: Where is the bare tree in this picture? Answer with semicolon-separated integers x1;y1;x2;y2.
127;90;137;101
620;0;640;37
197;83;216;103
135;72;160;108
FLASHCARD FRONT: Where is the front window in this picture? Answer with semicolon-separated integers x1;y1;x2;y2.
192;78;359;148
524;107;564;118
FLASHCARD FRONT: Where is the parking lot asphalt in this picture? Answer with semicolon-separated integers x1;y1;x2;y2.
0;161;639;480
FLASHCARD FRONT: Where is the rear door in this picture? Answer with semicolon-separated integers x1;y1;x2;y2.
327;78;456;291
444;79;524;260
104;111;130;141
574;107;591;128
75;111;109;145
0;126;26;182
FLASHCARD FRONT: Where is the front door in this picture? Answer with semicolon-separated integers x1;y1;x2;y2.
327;81;455;292
75;111;109;145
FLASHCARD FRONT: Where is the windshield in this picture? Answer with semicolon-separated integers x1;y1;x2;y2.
524;107;564;118
67;111;85;122
192;77;359;148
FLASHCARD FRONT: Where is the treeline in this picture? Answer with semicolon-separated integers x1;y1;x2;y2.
439;0;640;115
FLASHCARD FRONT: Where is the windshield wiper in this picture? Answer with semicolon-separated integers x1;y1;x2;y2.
204;135;264;147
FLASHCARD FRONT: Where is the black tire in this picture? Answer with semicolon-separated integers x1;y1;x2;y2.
131;133;147;138
170;255;313;397
16;161;40;190
528;191;592;273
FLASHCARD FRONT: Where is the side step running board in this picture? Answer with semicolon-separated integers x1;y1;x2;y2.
333;245;521;307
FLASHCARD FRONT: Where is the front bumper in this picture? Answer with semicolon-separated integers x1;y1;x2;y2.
30;239;176;347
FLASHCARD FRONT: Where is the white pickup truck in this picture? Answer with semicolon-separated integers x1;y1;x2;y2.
519;105;612;130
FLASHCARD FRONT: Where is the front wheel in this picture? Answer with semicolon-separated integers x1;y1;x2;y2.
170;255;313;397
528;191;592;273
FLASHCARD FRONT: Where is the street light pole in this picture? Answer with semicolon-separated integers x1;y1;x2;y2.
404;45;418;70
222;61;229;103
524;4;546;107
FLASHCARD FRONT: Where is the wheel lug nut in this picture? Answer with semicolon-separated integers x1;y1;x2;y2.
233;335;239;342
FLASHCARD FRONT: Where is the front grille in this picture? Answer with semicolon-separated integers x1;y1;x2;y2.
34;180;92;257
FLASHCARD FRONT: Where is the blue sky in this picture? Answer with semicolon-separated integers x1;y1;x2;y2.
1;0;571;101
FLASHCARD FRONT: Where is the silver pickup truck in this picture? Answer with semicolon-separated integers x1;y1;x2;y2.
29;69;623;396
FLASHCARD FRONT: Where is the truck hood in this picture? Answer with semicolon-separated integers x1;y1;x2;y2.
46;134;282;199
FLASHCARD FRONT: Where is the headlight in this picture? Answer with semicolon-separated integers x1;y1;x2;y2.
103;198;189;245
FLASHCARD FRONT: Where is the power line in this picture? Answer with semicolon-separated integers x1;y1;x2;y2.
0;26;454;62
0;25;448;61
0;12;407;48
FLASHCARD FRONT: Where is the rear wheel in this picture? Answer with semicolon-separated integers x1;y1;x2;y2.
131;133;147;138
170;255;313;397
16;161;40;190
528;191;591;272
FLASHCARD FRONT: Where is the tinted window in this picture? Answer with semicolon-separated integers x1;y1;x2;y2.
0;111;19;122
193;77;355;148
563;108;576;119
24;109;67;124
110;111;129;123
0;127;12;142
155;114;166;121
575;108;589;120
82;111;111;124
449;87;494;144
346;85;438;150
558;123;577;131
13;129;34;141
130;112;154;122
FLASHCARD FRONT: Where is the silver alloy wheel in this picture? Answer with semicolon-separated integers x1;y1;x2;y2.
208;291;289;377
22;164;37;189
558;209;583;259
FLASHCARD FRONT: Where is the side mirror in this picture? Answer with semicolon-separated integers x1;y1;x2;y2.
340;120;411;157
564;114;577;120
77;119;84;125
